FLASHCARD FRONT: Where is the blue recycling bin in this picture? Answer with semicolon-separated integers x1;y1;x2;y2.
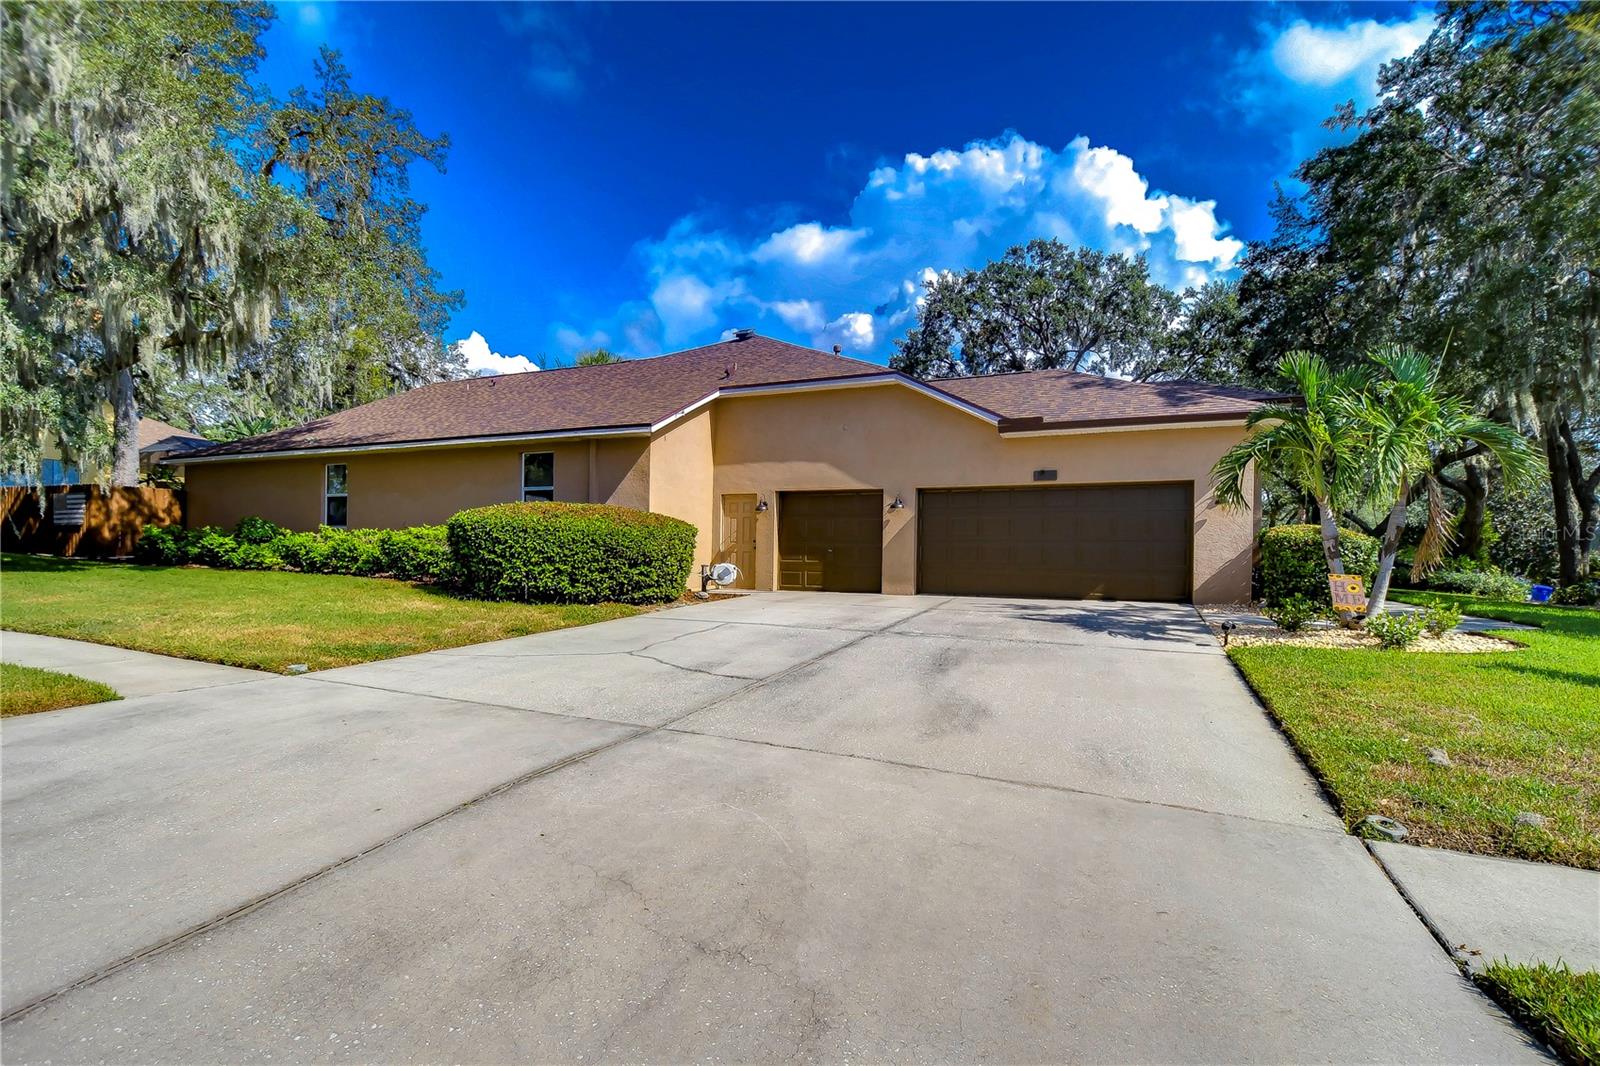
1529;584;1554;603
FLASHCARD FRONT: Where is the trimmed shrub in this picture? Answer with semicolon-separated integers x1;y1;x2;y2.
1260;524;1379;609
188;527;240;569
314;527;385;576
230;542;284;570
377;526;453;582
448;502;696;604
270;531;326;572
133;518;453;583
134;525;190;565
1263;595;1322;632
234;516;286;545
1365;610;1426;649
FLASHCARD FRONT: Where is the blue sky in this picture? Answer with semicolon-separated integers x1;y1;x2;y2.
259;1;1435;372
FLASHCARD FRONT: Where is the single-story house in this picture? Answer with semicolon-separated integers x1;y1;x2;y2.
183;332;1273;603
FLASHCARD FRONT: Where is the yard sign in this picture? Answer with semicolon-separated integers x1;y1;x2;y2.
1328;574;1368;613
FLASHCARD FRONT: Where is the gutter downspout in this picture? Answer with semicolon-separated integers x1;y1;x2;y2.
587;440;598;503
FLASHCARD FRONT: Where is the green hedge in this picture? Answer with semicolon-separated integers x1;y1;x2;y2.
1260;524;1379;608
447;502;695;604
1422;562;1532;601
135;520;453;583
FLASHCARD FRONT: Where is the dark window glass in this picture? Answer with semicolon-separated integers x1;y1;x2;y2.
523;452;553;490
325;464;348;495
325;495;348;526
522;452;554;501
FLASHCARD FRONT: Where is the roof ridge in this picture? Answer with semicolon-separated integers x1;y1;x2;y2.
414;332;883;389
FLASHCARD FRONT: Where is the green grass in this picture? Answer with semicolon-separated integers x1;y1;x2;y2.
0;553;643;673
1;662;119;717
1476;961;1600;1064
1229;592;1600;869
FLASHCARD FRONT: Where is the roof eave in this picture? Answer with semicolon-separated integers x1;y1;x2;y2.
998;412;1255;436
180;424;655;463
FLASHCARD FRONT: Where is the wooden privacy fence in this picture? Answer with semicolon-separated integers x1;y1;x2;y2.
1;486;184;558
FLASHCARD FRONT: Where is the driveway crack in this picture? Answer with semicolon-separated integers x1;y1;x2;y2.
0;601;952;1024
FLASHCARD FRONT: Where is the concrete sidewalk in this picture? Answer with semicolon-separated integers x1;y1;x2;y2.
1372;842;1600;973
0;632;270;698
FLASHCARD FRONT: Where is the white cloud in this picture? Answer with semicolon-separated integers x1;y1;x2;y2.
765;298;828;332
450;331;539;376
1069;145;1166;234
1166;198;1244;266
1233;10;1435;170
651;275;726;343
1269;14;1434;87
753;223;868;267
819;312;876;352
566;132;1244;358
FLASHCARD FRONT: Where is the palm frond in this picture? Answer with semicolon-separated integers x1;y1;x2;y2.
1412;475;1455;577
1211;430;1276;510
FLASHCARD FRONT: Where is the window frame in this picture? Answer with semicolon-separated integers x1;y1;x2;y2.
324;463;349;527
522;451;555;502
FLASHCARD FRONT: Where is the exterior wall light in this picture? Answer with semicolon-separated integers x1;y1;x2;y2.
889;495;906;510
755;498;769;512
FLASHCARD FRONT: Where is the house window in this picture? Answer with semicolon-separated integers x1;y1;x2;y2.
325;464;348;527
522;452;554;501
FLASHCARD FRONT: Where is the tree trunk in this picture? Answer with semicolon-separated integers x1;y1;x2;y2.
110;367;140;486
1317;498;1359;627
1546;418;1584;585
1559;420;1599;577
1453;459;1489;562
1366;494;1411;616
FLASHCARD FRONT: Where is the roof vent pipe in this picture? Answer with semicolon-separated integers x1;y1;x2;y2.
832;345;842;355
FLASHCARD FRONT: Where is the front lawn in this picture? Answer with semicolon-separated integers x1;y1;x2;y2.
1476;961;1600;1064
0;554;642;673
1;662;119;717
1229;593;1600;869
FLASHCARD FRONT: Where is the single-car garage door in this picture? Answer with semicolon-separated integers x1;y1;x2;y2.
778;491;883;592
918;483;1192;601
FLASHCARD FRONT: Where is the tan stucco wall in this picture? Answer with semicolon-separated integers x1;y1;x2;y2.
186;437;650;531
705;383;1258;603
187;381;1258;602
646;408;716;573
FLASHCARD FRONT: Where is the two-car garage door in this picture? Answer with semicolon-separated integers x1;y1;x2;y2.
917;483;1192;601
775;483;1193;601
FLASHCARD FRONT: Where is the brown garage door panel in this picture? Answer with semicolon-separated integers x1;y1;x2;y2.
778;491;884;593
919;484;1191;601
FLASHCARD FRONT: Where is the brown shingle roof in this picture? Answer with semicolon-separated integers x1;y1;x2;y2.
187;335;887;458
935;369;1282;431
186;334;1281;459
137;417;211;456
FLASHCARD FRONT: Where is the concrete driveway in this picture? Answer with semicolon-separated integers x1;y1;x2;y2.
0;594;1544;1062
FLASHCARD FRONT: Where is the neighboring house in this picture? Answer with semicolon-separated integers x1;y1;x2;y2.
137;418;213;482
1;417;211;487
183;333;1275;603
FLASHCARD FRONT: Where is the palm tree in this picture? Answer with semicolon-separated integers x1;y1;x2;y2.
1212;352;1371;623
1351;347;1540;615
